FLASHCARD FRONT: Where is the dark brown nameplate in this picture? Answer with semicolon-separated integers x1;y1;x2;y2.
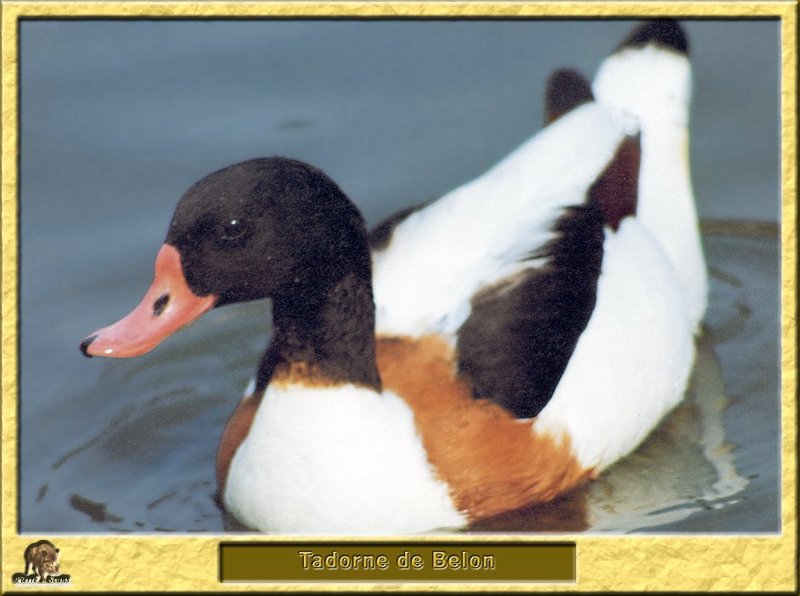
220;542;575;582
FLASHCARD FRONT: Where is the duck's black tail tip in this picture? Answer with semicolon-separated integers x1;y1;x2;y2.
544;68;594;125
618;19;689;55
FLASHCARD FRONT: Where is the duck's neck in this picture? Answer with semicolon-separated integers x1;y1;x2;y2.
255;270;382;392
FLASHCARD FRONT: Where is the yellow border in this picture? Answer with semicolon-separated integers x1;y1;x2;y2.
1;2;796;592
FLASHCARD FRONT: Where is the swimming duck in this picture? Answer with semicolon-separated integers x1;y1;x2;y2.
80;20;701;533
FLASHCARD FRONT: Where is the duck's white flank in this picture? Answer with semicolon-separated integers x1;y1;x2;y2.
223;383;466;534
593;44;708;330
372;102;633;340
536;218;695;471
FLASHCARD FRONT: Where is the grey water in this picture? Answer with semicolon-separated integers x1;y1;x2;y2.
18;19;780;533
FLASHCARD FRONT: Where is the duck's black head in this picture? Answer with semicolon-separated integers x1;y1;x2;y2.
167;157;371;306
81;157;375;360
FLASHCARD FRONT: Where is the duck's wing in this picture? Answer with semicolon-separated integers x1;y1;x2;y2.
592;19;707;330
370;97;632;341
367;66;595;259
456;131;640;418
371;21;704;422
454;66;646;419
457;22;703;424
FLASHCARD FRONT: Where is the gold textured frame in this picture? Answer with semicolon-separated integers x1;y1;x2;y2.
1;1;796;592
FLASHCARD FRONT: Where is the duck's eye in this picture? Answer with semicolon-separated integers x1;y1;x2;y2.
216;218;252;247
222;218;245;239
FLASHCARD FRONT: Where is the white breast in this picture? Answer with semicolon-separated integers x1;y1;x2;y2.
223;383;466;534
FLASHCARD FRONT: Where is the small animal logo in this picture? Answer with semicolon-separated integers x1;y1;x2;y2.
25;540;60;581
11;540;70;585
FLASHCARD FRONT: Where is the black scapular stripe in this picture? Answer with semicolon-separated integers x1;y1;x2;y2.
456;135;640;418
455;203;606;418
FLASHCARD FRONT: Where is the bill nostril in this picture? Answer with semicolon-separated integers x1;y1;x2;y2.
153;293;170;317
79;335;98;358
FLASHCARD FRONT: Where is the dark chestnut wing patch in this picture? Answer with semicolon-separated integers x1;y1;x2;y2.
589;135;641;231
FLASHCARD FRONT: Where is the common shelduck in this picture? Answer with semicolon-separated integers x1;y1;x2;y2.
80;20;704;533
